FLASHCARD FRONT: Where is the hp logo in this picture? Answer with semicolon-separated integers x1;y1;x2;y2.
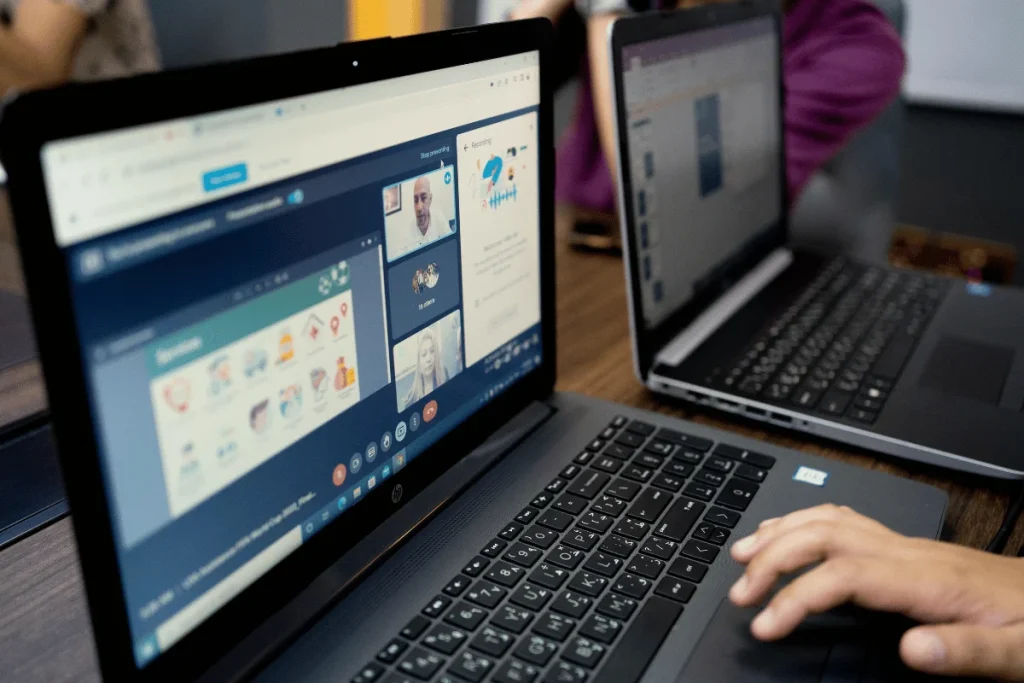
391;484;403;504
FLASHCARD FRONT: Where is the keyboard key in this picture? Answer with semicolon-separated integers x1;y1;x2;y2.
562;527;599;551
397;647;444;680
592;455;623;474
603;443;634;460
589;597;681;683
613;517;649;540
640;536;677;560
516;507;540;525
583;552;623;577
621;464;653;483
528;563;570;590
595;592;638;620
531;492;554;508
599;534;637;558
654;498;704;542
493;659;540;683
534;612;577;642
579;613;623;645
351;662;385;683
656;429;713;452
546;544;585;570
651;473;684;492
819;391;852;416
704;506;741;528
521;526;560;550
591;495;626;517
551;591;592;619
499;521;525;541
586;439;605;452
578;511;614;533
848;408;878;424
645;439;675;456
469;626;513;657
461;557;490;578
615;432;645;448
537;509;574;532
716;479;759;511
480;539;507;558
599;427;617;441
655;577;696;603
562;636;607;669
377;638;409;663
445;602;487;631
566;471;610;500
509;583;554;611
734;464;767;484
703;456;735;473
491;604;534;634
863;386;888;400
605;478;641;501
574;451;595;466
680;539;720;564
664;460;694;478
554;494;589;516
708;526;730;545
714;444;775;469
612;573;652;599
568;571;609;597
546;479;568;494
667;558;708;583
543;661;588;683
695;469;726;487
448;651;494;682
634;452;664;469
855;397;883;412
627;488;672;523
682;482;715;502
626;554;664;579
626;420;656;436
423;624;469;655
443;575;471;597
400;615;430;640
673;450;704;466
465;580;507;609
422;595;452;618
485;561;526;587
611;415;628;429
515;634;559;666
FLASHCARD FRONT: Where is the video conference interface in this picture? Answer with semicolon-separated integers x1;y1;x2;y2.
622;18;783;329
48;55;542;667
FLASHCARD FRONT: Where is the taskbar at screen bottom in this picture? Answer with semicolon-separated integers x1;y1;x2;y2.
133;325;542;667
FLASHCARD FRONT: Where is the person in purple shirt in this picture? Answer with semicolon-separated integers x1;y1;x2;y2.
512;0;906;209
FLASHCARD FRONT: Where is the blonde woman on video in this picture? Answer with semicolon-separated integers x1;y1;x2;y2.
403;327;449;409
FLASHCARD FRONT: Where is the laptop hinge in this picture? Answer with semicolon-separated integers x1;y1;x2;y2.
654;248;793;368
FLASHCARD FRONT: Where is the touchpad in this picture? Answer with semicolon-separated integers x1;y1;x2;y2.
678;599;931;682
918;337;1014;405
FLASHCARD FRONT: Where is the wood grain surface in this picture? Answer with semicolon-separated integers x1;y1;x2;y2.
1;206;1022;683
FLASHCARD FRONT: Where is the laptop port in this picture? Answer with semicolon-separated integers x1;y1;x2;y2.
744;406;768;418
770;413;793;425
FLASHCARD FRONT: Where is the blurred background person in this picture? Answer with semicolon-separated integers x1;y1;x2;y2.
0;0;159;97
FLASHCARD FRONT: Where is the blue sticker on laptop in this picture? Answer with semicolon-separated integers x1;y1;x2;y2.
793;466;828;487
966;282;991;297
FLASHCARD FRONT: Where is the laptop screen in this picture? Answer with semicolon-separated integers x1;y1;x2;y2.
40;52;542;668
620;17;782;330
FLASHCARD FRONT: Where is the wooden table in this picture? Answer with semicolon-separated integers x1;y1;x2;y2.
1;205;1023;683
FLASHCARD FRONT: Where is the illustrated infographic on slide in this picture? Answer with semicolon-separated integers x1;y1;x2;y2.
147;262;362;518
457;112;541;367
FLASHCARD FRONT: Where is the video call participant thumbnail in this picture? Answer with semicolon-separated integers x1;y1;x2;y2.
393;310;464;412
384;167;457;262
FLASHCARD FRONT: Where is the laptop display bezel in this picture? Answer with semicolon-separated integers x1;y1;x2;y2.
610;1;788;381
0;21;555;683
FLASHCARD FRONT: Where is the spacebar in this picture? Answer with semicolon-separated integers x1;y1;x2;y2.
592;596;683;683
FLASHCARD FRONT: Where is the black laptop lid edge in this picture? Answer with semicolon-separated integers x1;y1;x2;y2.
0;21;555;683
609;1;789;381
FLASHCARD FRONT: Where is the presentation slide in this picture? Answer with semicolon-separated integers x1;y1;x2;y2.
456;112;541;366
392;309;464;413
386;239;461;340
147;260;363;518
384;166;457;263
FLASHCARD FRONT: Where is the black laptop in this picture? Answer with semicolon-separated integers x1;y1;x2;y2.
2;20;946;683
609;1;1024;479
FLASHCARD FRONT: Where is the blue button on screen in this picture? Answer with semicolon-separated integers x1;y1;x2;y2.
202;163;248;192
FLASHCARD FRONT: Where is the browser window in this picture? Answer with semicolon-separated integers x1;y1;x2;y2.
41;52;542;668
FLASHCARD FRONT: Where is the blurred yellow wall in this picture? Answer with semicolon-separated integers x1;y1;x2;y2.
349;0;449;40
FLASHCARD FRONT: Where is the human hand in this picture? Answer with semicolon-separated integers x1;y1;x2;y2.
728;504;1024;680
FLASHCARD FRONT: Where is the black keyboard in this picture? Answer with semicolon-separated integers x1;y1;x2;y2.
722;260;949;425
350;418;775;683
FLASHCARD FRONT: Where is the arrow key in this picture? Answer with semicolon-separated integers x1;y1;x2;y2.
680;539;720;564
